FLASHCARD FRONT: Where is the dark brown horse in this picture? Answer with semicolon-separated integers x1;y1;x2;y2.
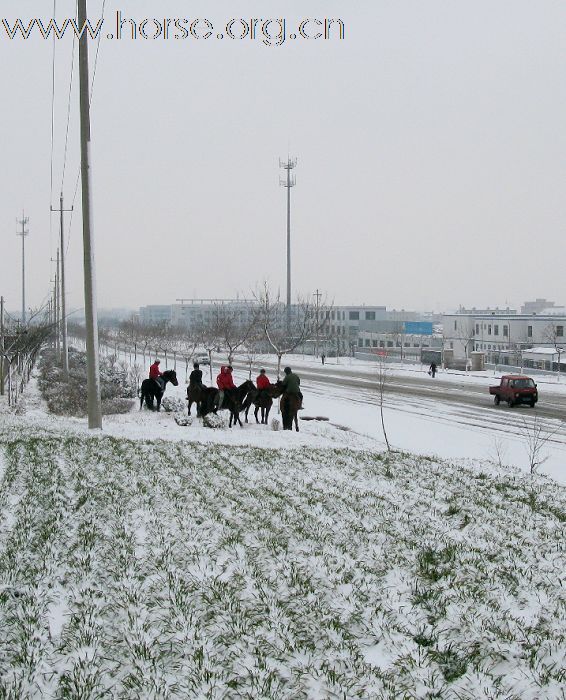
244;382;284;425
200;380;255;428
186;383;206;416
280;392;301;431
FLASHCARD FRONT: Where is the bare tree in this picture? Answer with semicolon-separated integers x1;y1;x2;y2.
521;417;556;475
377;356;391;452
209;302;258;365
193;321;220;384
543;322;564;377
453;319;475;359
177;334;200;382
257;283;331;378
490;436;508;469
242;332;263;380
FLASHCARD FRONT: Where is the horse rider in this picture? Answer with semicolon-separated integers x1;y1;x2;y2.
256;368;271;399
149;359;164;390
281;366;303;408
216;365;236;410
189;362;204;389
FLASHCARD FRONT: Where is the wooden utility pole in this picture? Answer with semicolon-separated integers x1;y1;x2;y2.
16;215;29;324
0;296;4;396
51;193;73;379
78;0;102;428
55;250;61;359
314;289;322;358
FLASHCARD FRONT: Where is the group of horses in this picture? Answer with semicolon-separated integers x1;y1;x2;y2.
139;370;300;431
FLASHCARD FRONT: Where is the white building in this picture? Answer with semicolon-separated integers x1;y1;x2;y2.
443;310;565;366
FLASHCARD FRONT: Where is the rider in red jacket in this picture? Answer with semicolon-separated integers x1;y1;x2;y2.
216;366;235;410
216;366;236;390
256;369;271;391
149;360;162;380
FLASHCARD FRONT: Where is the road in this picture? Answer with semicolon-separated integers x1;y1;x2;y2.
230;358;566;450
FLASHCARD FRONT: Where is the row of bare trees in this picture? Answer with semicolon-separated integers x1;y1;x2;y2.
1;306;54;408
71;285;333;384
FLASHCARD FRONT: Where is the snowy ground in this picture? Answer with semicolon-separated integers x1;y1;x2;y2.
1;365;565;697
0;410;565;698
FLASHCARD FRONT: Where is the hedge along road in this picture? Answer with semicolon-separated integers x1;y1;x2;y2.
229;357;566;431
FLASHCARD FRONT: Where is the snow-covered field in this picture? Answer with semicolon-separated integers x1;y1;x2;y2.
0;366;565;697
1;410;565;698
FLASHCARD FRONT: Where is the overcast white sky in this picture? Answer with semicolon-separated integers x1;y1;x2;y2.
1;0;565;315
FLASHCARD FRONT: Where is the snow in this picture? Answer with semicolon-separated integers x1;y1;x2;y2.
1;360;565;697
0;419;564;697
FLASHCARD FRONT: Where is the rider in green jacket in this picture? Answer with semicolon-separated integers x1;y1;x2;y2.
281;367;303;407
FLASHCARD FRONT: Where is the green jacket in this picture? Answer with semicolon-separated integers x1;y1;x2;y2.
281;372;301;394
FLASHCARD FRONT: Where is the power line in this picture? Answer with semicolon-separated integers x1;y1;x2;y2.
60;33;76;194
49;0;57;261
65;0;107;258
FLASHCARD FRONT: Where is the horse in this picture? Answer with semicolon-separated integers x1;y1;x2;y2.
244;382;283;425
186;383;207;416
280;392;301;431
139;370;179;411
201;380;255;428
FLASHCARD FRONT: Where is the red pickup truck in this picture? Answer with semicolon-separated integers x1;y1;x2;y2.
489;375;538;407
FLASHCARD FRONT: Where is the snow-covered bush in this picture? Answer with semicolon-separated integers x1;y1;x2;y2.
174;413;194;427
161;397;186;413
38;349;135;416
202;412;229;429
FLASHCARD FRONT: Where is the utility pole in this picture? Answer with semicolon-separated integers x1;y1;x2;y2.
16;214;29;324
0;296;4;396
279;157;297;334
314;289;322;358
78;0;102;429
51;194;73;378
54;252;61;359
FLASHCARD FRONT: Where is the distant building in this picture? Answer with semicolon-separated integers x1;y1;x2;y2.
443;309;566;365
329;306;433;353
172;299;257;329
139;305;173;325
521;298;558;315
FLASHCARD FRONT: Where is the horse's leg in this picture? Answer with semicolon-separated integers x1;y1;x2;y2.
294;409;299;432
139;394;143;410
254;405;260;424
245;405;249;423
281;399;289;430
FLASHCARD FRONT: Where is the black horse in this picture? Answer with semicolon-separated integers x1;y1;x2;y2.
139;370;179;411
201;380;255;428
243;382;284;425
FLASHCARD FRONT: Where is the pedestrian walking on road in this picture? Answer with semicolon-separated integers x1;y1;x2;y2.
429;361;437;378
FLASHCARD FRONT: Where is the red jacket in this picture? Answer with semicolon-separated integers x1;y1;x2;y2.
149;362;162;380
256;374;271;390
217;366;236;390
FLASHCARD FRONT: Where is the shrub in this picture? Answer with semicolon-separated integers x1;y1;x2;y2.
38;348;136;417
